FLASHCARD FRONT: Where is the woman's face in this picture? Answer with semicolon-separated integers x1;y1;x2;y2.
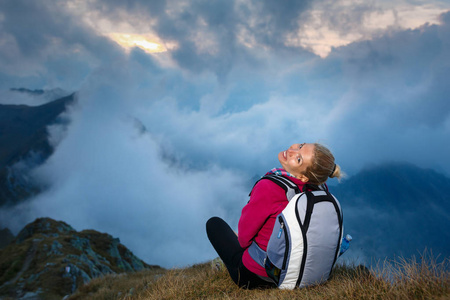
278;143;315;182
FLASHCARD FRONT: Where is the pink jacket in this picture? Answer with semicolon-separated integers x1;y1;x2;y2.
238;174;306;277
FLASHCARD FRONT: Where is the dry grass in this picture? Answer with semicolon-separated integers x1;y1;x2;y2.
68;253;449;300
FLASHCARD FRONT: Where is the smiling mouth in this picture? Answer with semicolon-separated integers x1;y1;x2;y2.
283;151;287;159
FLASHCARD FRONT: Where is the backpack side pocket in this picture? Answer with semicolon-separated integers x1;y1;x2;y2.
266;214;291;285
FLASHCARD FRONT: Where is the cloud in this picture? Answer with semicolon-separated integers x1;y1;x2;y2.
0;0;123;90
320;13;450;172
85;0;318;82
0;1;450;268
0;74;249;267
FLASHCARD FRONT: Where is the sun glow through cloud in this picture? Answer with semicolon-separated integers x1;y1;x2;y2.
289;2;450;58
108;33;166;53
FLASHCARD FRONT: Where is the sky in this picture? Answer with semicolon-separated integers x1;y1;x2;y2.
0;0;450;268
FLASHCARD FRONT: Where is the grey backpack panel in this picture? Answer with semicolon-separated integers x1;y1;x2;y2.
299;193;342;287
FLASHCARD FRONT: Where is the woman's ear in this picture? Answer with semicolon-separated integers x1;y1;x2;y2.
298;174;309;183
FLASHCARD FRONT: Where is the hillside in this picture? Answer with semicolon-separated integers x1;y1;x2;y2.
68;254;449;299
0;218;162;299
0;220;448;300
331;162;450;263
0;228;14;249
0;92;75;207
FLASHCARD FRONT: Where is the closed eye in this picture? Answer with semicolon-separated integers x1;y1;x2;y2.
297;143;305;164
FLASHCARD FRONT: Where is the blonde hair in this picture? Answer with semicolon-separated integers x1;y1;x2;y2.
304;143;342;185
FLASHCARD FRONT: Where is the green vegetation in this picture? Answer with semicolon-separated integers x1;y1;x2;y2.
0;240;30;285
68;253;449;300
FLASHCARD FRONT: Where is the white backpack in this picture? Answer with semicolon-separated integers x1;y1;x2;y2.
248;174;343;289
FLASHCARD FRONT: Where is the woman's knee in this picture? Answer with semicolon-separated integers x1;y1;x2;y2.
206;216;225;232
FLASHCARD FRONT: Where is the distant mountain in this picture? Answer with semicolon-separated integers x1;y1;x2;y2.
331;162;450;264
0;217;161;299
0;93;75;207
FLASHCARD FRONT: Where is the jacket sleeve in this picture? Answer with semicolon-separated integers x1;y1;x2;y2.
238;179;285;249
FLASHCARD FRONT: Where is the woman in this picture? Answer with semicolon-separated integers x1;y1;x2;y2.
206;143;342;289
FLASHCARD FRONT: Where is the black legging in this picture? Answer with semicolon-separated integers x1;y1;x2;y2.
205;216;276;289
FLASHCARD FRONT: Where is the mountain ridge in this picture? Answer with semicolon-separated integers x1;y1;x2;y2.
0;93;75;207
0;217;162;299
334;161;450;210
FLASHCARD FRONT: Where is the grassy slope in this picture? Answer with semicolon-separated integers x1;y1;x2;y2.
68;254;449;300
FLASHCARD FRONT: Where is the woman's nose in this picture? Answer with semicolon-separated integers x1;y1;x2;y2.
287;147;299;154
288;144;299;151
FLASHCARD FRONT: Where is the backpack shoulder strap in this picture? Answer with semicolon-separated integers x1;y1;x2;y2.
301;183;329;192
249;174;300;201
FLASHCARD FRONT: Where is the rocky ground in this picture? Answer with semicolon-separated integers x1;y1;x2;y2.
0;218;161;300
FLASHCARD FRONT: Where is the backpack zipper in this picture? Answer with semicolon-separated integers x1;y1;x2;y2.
279;216;290;270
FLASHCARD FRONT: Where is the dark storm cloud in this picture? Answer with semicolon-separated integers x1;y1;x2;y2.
0;0;123;89
92;0;316;81
245;0;314;43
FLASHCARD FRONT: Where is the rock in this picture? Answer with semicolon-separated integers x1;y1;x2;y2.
15;218;75;243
